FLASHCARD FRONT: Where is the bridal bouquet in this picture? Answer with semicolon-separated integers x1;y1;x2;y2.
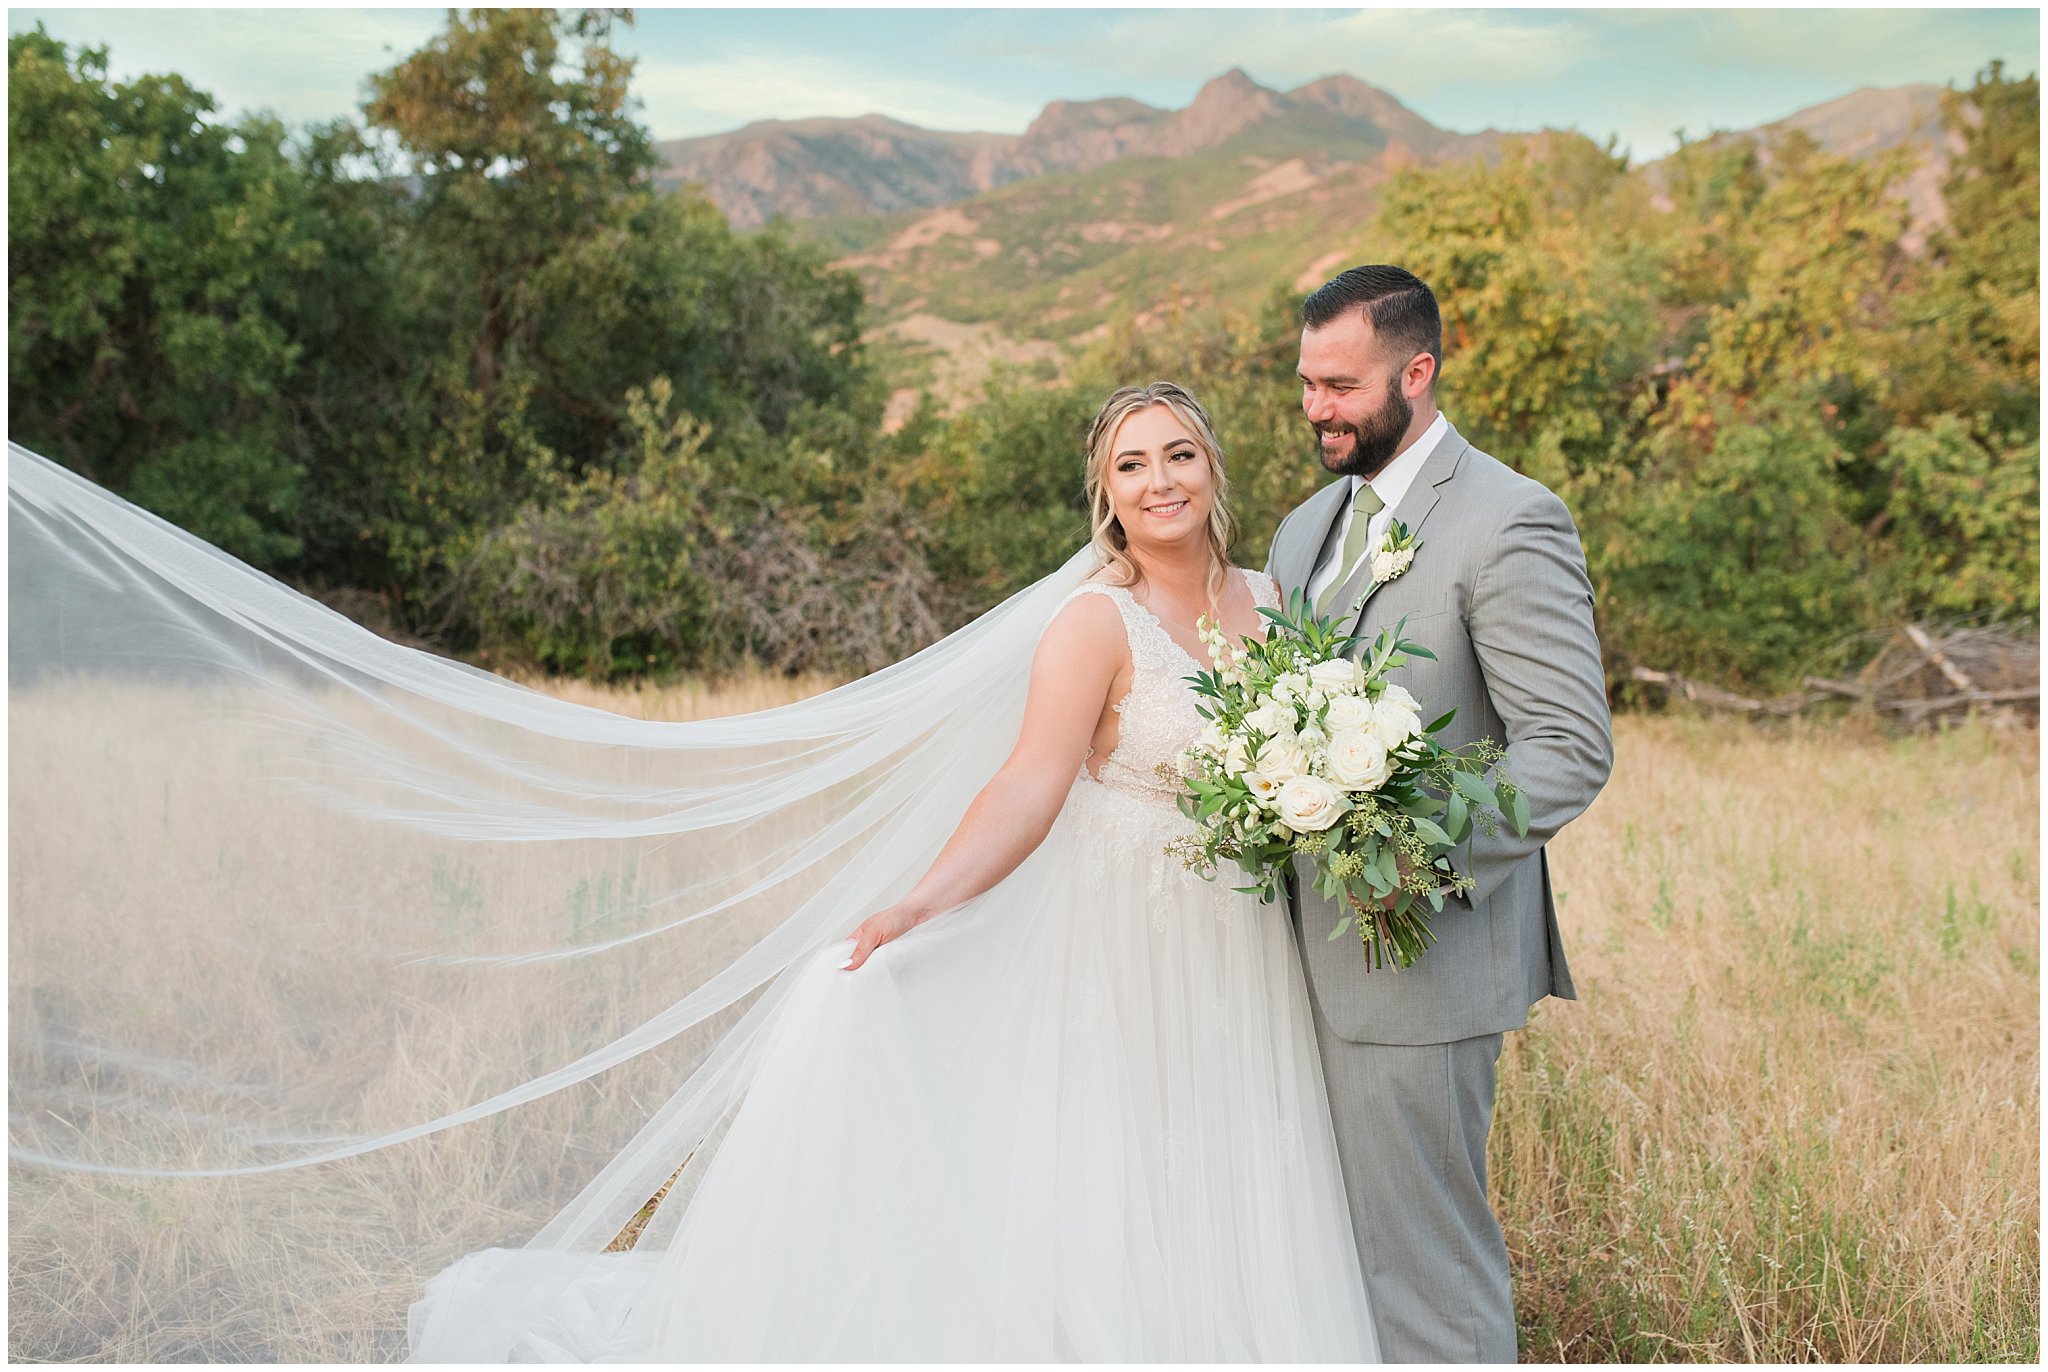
1167;589;1527;971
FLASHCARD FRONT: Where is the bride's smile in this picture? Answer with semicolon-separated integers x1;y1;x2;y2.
1105;402;1213;548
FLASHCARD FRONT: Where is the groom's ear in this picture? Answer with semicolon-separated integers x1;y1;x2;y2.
1400;349;1438;399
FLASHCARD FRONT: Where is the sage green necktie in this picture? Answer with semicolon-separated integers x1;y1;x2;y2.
1317;481;1384;616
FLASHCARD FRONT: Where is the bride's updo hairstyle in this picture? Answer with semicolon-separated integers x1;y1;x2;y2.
1082;380;1239;598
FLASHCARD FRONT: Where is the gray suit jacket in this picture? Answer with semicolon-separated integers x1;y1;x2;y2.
1264;421;1613;1045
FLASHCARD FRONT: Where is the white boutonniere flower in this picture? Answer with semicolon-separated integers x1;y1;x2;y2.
1346;520;1421;614
1369;520;1420;586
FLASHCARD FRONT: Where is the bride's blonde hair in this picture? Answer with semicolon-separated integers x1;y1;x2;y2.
1082;381;1238;600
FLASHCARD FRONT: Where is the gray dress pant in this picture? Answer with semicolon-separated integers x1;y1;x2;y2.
1307;987;1517;1363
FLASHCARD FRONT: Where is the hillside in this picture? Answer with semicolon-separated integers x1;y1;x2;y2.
655;74;1959;418
654;69;1478;228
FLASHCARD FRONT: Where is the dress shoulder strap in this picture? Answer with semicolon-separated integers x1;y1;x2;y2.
1060;579;1173;672
1239;566;1282;612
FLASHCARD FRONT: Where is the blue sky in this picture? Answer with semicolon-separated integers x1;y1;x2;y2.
8;6;2040;162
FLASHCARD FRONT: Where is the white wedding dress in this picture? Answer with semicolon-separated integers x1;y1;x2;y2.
407;569;1381;1362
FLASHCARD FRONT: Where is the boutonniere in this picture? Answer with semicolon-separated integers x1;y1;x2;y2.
1347;521;1420;615
1368;520;1419;587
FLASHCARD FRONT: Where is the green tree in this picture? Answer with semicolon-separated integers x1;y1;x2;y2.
1373;137;1647;491
353;8;874;608
1590;393;1880;690
8;27;328;562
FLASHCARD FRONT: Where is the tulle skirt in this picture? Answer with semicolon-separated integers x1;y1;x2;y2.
408;776;1379;1361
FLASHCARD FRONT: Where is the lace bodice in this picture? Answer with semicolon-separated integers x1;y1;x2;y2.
1064;567;1280;808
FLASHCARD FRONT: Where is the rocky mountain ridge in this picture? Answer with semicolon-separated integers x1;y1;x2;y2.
653;69;1483;228
655;69;1953;232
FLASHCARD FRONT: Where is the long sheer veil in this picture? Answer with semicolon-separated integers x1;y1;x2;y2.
8;440;1097;1359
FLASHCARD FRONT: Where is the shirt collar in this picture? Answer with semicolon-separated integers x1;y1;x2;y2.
1348;409;1448;512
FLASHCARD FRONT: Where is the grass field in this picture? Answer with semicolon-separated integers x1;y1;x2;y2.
544;679;2045;1362
8;670;2038;1362
1501;713;2039;1361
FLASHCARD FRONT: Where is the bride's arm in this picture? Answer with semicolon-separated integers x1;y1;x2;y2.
843;593;1126;970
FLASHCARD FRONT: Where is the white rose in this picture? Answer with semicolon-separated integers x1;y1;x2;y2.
1368;698;1423;749
1370;549;1400;583
1325;729;1392;791
1378;683;1420;714
1256;738;1311;783
1244;699;1296;740
1307;657;1360;694
1323;693;1372;732
1242;770;1283;811
1275;775;1343;833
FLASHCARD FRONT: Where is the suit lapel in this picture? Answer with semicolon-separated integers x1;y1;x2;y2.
1336;425;1472;641
1276;477;1352;601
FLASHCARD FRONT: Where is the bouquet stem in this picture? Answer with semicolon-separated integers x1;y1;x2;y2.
1346;892;1439;972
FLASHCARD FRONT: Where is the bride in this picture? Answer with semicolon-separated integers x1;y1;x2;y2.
7;381;1377;1362
405;381;1380;1361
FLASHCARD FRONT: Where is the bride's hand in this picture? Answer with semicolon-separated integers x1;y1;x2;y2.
842;903;926;971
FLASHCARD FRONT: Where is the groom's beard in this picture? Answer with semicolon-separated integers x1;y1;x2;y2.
1315;386;1413;479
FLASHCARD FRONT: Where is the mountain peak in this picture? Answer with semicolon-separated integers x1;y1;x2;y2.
1190;67;1275;107
1172;68;1285;149
1023;95;1164;142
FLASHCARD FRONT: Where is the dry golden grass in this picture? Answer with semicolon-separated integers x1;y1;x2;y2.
8;667;2038;1362
1504;713;2039;1361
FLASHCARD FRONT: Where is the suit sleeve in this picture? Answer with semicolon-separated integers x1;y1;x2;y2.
1458;485;1613;909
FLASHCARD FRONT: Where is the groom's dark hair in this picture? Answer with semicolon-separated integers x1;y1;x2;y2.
1302;266;1442;387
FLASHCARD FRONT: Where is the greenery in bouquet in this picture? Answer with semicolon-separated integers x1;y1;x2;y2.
1168;587;1528;970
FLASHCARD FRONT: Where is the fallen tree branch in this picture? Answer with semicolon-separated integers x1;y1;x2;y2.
1884;687;2041;722
1801;675;1869;701
1901;623;1978;693
1629;667;1823;716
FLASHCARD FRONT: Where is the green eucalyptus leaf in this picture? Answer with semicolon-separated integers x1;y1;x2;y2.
1453;770;1495;806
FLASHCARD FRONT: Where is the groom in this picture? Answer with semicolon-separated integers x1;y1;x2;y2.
1265;266;1613;1362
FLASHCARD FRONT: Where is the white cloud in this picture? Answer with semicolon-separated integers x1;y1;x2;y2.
8;7;443;125
629;46;1045;137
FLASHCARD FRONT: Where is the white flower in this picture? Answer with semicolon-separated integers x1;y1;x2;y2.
1244;699;1296;740
1308;657;1360;694
1256;738;1312;783
1367;698;1423;749
1323;693;1372;732
1325;729;1393;791
1221;734;1254;776
1378;683;1420;714
1275;775;1343;833
1295;721;1329;751
1197;720;1228;754
1271;670;1311;704
1243;770;1283;811
1370;546;1415;585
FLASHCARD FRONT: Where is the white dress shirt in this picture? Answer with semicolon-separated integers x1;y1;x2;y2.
1306;410;1448;608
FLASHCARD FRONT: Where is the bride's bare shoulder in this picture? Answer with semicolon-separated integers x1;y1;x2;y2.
1043;581;1129;659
